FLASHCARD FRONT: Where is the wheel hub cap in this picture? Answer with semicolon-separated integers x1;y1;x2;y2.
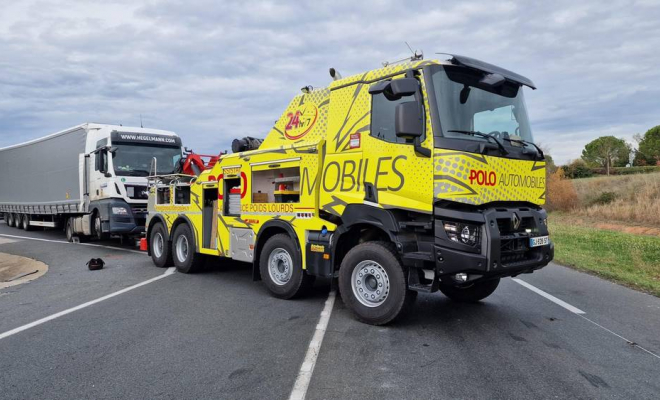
351;260;390;307
268;248;293;286
153;233;164;258
175;235;189;262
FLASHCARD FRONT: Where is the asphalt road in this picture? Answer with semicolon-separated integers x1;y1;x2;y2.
0;221;659;399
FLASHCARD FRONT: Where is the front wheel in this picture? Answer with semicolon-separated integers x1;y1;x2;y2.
338;241;414;325
150;223;173;268
439;278;500;303
259;234;314;299
171;223;204;273
93;213;107;240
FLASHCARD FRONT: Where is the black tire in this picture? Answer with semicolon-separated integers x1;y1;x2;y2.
150;223;173;268
439;278;500;303
11;213;20;228
259;233;314;299
5;213;13;227
338;241;414;325
93;212;108;241
22;214;32;231
171;223;204;273
65;218;74;242
2;213;8;225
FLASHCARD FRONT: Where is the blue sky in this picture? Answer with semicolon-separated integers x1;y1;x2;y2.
1;0;659;164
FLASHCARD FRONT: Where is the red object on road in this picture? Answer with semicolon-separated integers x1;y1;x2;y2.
139;238;148;251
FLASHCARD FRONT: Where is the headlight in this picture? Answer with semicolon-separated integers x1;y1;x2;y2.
112;207;128;215
443;222;480;246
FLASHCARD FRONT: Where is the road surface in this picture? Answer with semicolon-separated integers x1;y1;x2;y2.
0;221;658;399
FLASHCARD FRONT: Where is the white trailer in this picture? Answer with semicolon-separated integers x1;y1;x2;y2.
0;123;182;241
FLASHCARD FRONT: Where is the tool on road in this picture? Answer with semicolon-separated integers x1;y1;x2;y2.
144;53;554;325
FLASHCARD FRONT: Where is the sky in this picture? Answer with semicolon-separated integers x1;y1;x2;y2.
1;0;659;164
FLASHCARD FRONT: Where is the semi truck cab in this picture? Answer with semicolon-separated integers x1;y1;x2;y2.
84;127;183;240
146;54;553;325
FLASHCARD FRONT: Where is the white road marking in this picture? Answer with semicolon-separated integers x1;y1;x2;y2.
0;233;145;255
289;290;336;400
0;267;175;341
512;278;585;314
514;278;660;359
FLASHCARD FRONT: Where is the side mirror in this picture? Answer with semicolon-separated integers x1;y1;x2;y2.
369;78;419;100
395;101;423;139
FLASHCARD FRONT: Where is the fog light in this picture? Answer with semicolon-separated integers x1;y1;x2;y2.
455;273;468;283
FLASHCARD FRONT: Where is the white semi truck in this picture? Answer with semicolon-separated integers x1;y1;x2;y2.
0;123;182;242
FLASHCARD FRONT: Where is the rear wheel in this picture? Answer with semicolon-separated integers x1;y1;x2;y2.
259;234;314;299
65;218;74;242
5;213;13;227
172;223;204;273
439;278;500;303
150;223;173;268
11;213;20;228
21;214;32;231
338;241;414;325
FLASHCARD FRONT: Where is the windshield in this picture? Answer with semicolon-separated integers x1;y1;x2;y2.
111;144;182;176
431;65;535;148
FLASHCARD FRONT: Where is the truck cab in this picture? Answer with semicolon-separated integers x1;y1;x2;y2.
84;125;183;240
146;55;553;325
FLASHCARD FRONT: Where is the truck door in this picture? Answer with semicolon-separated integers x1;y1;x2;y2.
361;73;434;213
91;139;108;200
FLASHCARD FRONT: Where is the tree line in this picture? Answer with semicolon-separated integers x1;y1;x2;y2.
556;125;660;178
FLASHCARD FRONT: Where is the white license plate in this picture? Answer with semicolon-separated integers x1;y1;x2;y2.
530;236;549;247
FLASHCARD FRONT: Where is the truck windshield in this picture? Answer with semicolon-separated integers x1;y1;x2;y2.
112;144;182;176
431;65;535;150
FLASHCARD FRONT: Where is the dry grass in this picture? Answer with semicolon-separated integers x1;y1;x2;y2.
545;169;579;212
571;173;660;226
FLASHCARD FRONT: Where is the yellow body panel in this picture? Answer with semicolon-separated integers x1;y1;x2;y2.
148;58;546;269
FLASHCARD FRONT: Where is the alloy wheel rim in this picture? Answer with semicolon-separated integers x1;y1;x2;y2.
175;235;189;263
153;233;164;258
351;260;390;307
268;248;293;285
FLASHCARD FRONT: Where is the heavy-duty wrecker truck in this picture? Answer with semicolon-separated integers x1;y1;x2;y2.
145;54;553;325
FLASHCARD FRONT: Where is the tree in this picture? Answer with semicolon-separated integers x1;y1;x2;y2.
581;136;631;175
561;159;592;179
636;125;660;166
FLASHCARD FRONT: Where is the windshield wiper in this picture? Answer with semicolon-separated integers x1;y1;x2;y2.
503;138;545;160
447;130;509;156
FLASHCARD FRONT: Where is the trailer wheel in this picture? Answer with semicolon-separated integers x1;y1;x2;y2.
259;234;313;299
21;214;32;231
11;213;20;228
65;218;74;242
172;223;204;273
338;241;414;325
439;278;500;303
2;213;8;225
150;223;173;268
5;213;13;227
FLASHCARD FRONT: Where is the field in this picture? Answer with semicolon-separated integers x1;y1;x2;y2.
547;171;660;297
549;213;660;297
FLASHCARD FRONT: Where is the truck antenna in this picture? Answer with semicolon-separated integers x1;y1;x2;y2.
382;42;424;67
140;114;143;128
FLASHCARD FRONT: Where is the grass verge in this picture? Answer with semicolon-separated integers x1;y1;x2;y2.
549;213;660;297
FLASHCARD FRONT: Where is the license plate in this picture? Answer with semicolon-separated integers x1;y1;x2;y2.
530;236;549;247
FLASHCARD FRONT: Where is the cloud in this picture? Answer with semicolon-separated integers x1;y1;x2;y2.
1;0;659;164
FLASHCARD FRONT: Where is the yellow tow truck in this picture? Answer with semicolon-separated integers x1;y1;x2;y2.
146;54;553;325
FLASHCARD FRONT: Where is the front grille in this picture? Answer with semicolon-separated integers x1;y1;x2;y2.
497;215;539;266
497;217;534;235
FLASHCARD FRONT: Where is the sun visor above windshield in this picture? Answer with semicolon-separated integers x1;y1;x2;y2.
447;54;536;90
111;131;181;146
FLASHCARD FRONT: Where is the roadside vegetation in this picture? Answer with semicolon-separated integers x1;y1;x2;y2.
544;125;660;296
549;213;660;297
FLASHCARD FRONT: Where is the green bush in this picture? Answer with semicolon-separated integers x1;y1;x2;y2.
590;191;617;206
